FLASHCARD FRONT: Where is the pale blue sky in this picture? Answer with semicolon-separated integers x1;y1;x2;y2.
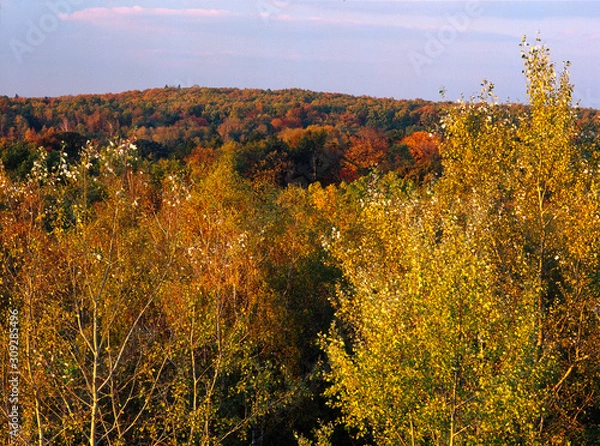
1;1;599;107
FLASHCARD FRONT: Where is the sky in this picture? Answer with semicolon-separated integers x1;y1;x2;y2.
0;1;599;107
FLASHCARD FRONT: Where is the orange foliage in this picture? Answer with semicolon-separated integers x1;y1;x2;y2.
279;127;306;148
401;131;440;164
271;116;302;131
185;146;217;178
341;127;389;182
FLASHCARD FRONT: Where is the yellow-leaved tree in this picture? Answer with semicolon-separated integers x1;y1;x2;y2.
322;37;600;445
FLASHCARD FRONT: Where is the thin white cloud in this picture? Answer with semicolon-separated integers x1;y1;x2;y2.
270;11;447;32
267;6;599;43
139;47;244;58
59;6;235;23
467;16;599;41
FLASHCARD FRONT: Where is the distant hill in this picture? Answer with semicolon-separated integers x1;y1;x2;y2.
1;87;598;185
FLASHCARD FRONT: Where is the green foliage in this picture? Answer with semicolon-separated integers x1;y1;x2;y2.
0;141;37;180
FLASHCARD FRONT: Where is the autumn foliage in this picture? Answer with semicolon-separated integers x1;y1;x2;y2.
1;39;600;446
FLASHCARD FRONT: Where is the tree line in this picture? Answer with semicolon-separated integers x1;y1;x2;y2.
0;87;446;188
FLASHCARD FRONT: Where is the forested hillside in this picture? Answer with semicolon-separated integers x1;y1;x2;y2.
0;87;448;187
1;39;600;445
